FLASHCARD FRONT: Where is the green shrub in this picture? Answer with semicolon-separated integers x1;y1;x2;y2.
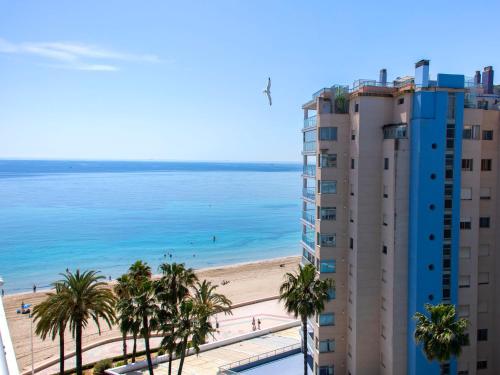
93;359;113;375
115;360;125;367
157;347;166;356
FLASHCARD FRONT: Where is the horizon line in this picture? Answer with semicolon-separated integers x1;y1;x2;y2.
0;157;302;164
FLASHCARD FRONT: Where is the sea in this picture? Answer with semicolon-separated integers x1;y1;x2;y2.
0;160;302;294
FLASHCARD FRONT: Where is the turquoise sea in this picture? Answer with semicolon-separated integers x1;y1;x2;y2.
0;160;301;293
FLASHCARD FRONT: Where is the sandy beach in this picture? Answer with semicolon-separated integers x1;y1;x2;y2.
3;255;300;372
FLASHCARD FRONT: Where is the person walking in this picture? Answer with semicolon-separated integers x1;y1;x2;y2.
258;318;261;330
33;284;36;293
252;317;256;331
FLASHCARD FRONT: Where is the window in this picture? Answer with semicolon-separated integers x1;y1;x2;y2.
477;361;487;370
458;305;470;317
354;103;359;112
383;213;388;226
320;180;337;194
319;234;336;247
479;244;490;257
384;158;389;170
381;297;387;310
398;97;404;105
319;339;335;353
478;272;489;285
350;183;354;196
477;329;488;341
320;154;337;168
327;288;336;301
460;247;471;259
319;127;338;141
463;125;480;140
318;366;334;375
383;185;388;198
350;209;354;223
381;324;386;339
482;130;493;140
349;237;353;249
382;245;387;254
382;269;387;282
351;129;356;140
319;260;336;273
349;263;353;276
441;363;450;375
460;218;472;230
462;159;473;171
480;188;491;200
351;158;355;169
481;159;492;171
319;313;335;326
320;207;336;220
461;187;472;200
348;289;352;303
479;217;490;228
459;275;471;288
348;317;352;330
448;94;456;119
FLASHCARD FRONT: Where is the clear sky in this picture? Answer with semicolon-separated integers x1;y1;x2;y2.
0;0;498;162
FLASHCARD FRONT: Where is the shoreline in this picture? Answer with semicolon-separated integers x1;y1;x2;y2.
2;254;300;297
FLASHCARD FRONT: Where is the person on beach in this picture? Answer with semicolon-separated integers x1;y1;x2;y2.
1;289;4;297
258;318;261;330
33;284;36;293
252;317;256;331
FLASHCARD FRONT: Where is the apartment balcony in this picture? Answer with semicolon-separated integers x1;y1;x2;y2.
303;115;317;130
302;233;315;250
303;164;316;177
302;187;316;201
303;141;316;154
302;210;315;226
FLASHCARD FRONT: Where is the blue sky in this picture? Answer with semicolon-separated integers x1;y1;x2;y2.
0;0;498;162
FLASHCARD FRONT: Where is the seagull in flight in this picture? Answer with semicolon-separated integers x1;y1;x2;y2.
263;77;272;106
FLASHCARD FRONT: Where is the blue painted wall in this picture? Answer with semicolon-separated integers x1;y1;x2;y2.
408;76;464;375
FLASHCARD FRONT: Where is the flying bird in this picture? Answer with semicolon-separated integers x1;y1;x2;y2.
263;77;272;106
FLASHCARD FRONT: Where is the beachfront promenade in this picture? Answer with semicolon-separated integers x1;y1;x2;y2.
3;256;300;374
36;299;295;375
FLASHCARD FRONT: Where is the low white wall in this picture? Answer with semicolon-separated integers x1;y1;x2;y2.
0;297;19;375
106;320;300;375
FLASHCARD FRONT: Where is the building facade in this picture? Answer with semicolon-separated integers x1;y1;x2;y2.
301;61;500;375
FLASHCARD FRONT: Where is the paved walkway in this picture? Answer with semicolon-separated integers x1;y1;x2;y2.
35;299;292;374
128;327;301;375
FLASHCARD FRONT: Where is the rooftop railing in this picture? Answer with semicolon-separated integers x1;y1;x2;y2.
217;343;301;374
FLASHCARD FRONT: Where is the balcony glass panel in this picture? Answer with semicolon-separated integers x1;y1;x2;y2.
302;210;315;225
303;115;317;129
302;187;316;200
303;164;316;177
303;141;316;153
302;232;315;250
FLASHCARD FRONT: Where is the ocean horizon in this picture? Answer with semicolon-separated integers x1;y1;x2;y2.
0;160;302;294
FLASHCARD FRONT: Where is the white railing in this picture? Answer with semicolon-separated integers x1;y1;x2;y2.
217;342;301;373
0;297;19;375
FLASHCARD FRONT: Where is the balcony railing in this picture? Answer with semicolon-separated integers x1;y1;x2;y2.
303;115;317;129
303;141;316;153
303;164;316;177
302;233;315;250
302;187;315;201
302;210;315;225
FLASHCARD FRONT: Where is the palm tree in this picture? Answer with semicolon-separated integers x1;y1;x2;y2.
114;274;135;365
175;299;214;375
279;264;333;375
32;283;68;375
414;303;469;374
128;261;157;375
192;280;232;343
56;270;115;375
156;262;198;375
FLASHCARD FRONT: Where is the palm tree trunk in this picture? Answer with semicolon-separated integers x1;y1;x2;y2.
59;325;65;375
75;321;83;375
302;315;308;375
177;337;188;375
168;350;173;375
122;331;128;364
132;333;137;362
143;315;154;375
